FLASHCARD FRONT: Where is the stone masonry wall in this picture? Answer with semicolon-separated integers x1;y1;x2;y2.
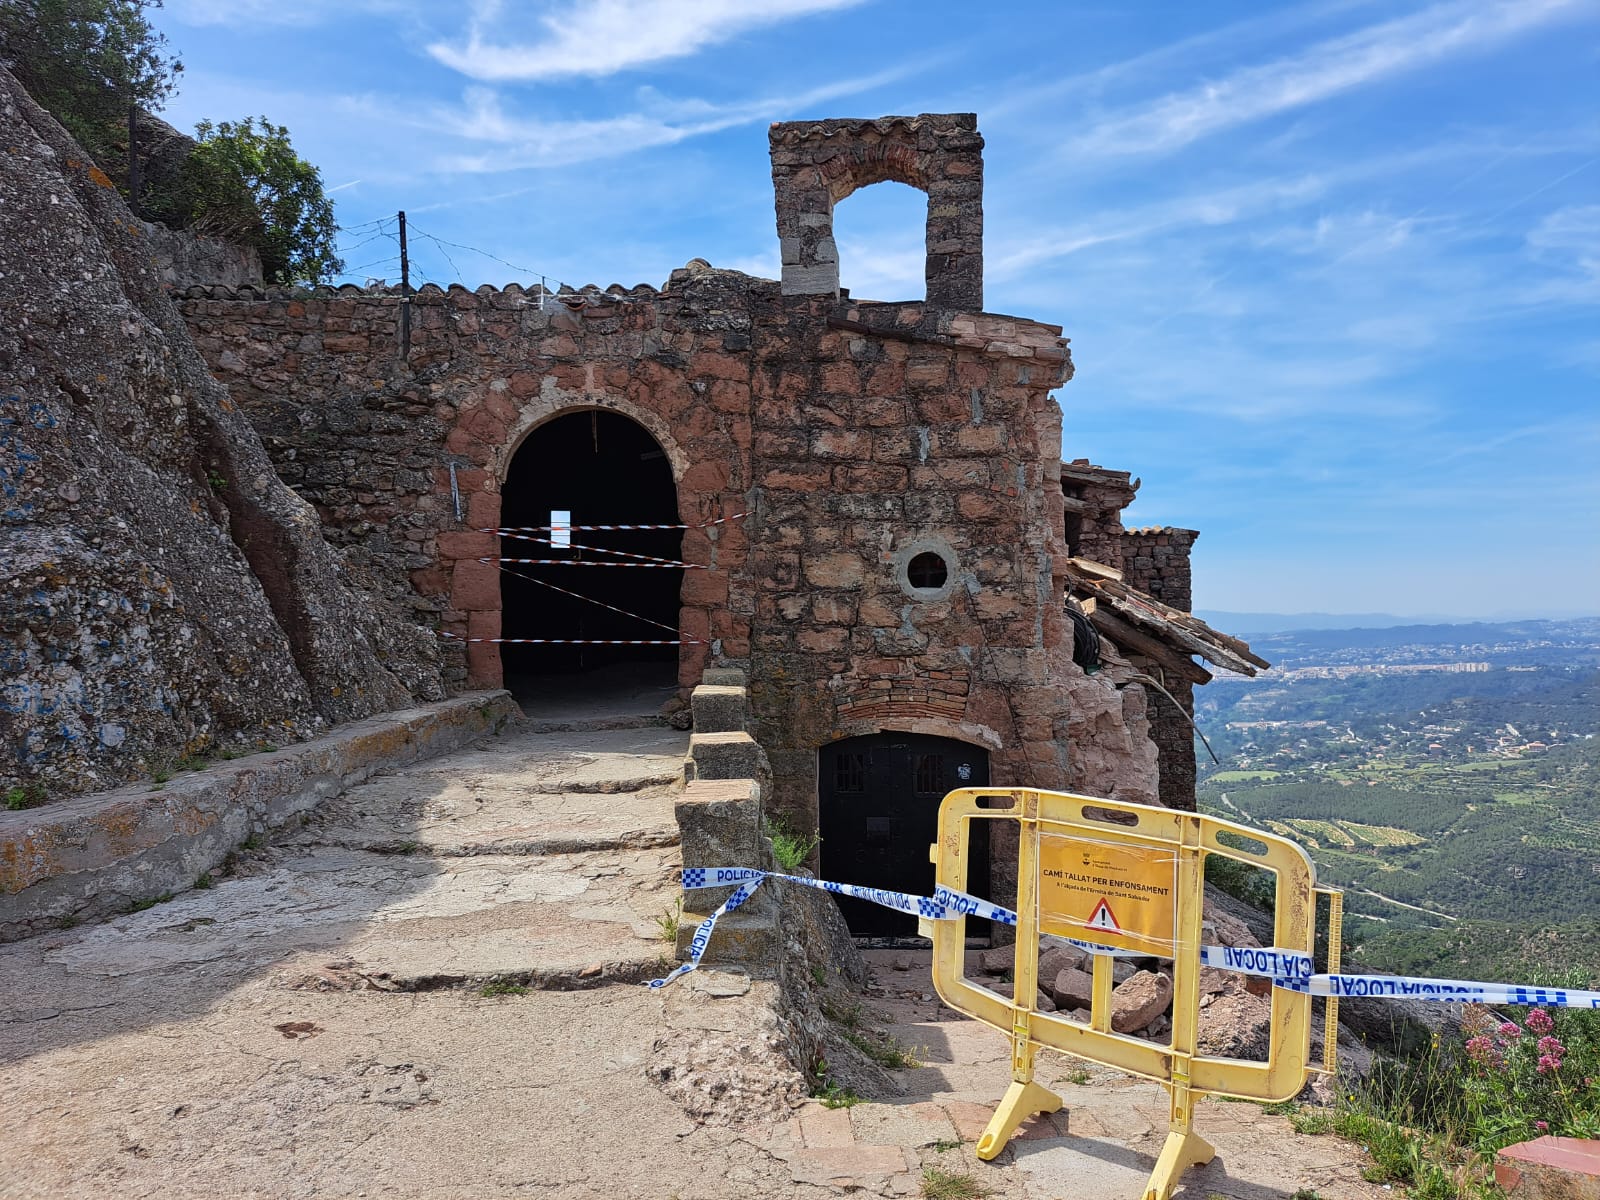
1119;528;1200;811
1122;527;1197;614
1060;459;1137;570
178;278;1159;804
178;265;760;696
175;113;1165;890
771;114;983;309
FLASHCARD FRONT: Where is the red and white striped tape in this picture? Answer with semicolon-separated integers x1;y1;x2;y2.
438;633;688;645
488;558;701;569
482;533;699;568
496;564;702;643
485;512;746;534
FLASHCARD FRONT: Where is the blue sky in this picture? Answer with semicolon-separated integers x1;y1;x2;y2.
152;0;1599;617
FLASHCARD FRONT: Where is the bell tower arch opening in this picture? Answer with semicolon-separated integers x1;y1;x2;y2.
498;409;682;701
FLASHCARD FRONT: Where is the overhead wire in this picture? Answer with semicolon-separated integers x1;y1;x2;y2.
404;219;571;293
342;254;401;276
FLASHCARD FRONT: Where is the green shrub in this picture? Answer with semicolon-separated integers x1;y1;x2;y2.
766;817;819;871
3;782;48;810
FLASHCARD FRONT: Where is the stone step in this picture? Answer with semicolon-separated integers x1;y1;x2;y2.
289;774;684;856
520;714;668;735
326;830;681;857
22;846;683;998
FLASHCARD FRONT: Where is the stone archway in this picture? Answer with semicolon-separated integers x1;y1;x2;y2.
497;408;683;697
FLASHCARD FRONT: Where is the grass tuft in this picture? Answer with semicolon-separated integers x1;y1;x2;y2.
4;783;48;811
844;1028;922;1070
765;816;819;871
920;1165;994;1200
656;899;682;944
127;893;174;913
808;1057;863;1109
479;980;530;998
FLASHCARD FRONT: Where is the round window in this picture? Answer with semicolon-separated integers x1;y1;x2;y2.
906;551;949;590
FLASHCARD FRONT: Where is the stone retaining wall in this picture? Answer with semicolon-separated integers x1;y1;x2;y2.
0;690;521;940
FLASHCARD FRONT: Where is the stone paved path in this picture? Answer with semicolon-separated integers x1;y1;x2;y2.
0;711;1384;1199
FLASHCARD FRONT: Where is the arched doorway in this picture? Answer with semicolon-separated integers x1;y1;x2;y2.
818;732;991;937
499;409;682;697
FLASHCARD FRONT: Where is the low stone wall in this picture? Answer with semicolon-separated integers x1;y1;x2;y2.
675;668;782;973
674;668;867;991
0;691;521;940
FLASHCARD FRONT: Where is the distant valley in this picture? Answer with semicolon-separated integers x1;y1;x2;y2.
1194;617;1600;981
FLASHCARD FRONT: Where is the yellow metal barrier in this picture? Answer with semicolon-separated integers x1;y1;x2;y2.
925;788;1328;1200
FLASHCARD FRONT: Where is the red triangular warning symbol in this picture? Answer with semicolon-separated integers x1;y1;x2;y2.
1085;898;1122;935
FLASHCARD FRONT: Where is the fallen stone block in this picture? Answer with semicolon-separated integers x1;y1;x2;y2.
1039;943;1086;981
1051;966;1095;1011
977;943;1015;975
1111;969;1173;1034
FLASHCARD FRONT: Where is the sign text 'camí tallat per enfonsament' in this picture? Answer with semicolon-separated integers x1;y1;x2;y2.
1036;834;1177;955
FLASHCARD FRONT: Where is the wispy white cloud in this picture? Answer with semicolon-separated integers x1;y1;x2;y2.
987;0;1392;122
415;64;914;171
1066;0;1589;159
988;172;1334;278
1520;202;1600;304
428;0;866;82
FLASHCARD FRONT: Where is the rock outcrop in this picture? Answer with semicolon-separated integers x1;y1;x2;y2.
0;68;441;797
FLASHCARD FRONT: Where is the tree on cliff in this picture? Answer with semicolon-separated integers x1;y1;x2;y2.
183;117;344;284
0;2;343;284
0;0;181;161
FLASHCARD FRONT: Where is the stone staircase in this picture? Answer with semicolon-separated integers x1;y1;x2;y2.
0;678;1393;1200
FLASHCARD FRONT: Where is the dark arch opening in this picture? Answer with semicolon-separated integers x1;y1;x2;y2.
499;410;681;697
818;732;991;938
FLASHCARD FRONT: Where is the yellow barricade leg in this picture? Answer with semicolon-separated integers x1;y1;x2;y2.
1144;1125;1215;1200
976;1076;1063;1161
974;798;1063;1161
1142;817;1216;1198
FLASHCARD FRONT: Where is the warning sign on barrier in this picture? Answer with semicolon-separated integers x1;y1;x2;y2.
1038;835;1175;955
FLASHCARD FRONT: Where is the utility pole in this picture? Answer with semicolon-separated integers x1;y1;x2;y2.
398;209;412;359
126;102;140;215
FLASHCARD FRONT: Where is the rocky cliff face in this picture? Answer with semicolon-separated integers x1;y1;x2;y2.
0;69;441;798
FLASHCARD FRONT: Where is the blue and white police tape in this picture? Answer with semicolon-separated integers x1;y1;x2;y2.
648;867;1600;1008
1271;974;1600;1007
1198;947;1600;1006
645;868;1016;988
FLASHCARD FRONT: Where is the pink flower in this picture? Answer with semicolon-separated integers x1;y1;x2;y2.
1499;1022;1522;1037
1535;1121;1549;1132
1526;1009;1554;1034
1466;1035;1503;1069
1537;1036;1566;1058
1538;1054;1563;1075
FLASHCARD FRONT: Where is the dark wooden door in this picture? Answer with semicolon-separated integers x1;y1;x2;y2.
818;733;990;936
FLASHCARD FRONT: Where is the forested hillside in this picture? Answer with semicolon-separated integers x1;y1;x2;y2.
1196;618;1600;981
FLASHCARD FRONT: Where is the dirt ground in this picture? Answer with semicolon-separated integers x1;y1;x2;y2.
0;715;1387;1199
